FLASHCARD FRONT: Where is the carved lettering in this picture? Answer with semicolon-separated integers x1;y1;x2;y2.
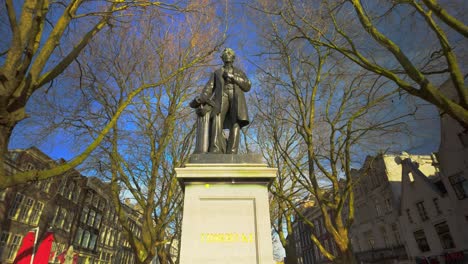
200;233;255;243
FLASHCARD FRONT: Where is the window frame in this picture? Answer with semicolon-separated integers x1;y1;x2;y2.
416;201;429;221
413;230;431;252
29;201;44;225
8;193;25;220
434;221;455;249
449;173;468;199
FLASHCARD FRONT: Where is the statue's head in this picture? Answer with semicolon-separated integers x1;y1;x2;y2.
221;48;236;63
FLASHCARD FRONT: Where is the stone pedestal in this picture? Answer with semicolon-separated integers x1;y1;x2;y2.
176;154;277;264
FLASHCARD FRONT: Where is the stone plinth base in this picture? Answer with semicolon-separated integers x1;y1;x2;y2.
175;155;277;264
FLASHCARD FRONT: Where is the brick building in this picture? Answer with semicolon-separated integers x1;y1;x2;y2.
0;147;141;264
292;199;339;264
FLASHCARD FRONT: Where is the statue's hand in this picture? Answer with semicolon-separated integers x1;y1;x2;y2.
223;71;235;82
189;98;200;108
190;96;208;108
196;105;211;116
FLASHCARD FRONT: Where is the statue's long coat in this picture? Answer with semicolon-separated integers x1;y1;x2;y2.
201;66;251;129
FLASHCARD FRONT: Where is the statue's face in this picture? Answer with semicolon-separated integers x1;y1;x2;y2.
221;50;235;63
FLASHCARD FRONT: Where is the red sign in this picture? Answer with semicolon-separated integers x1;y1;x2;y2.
445;251;464;262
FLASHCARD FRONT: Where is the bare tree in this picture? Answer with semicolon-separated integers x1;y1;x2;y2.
74;4;222;263
248;80;306;264
254;0;467;129
249;5;414;261
0;0;220;189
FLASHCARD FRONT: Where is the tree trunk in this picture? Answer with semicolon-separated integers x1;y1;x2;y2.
0;123;13;189
335;246;358;264
284;235;298;264
157;247;170;264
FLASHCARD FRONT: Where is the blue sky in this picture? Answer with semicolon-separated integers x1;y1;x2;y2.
8;0;444;162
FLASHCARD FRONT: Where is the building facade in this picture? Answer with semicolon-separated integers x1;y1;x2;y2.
0;147;141;264
397;80;468;264
398;155;467;264
293;200;339;264
349;154;440;264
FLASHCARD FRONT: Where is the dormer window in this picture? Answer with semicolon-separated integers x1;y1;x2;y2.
432;198;442;215
449;173;468;199
26;163;34;170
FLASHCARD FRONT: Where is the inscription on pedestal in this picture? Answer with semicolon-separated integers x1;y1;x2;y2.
196;198;258;263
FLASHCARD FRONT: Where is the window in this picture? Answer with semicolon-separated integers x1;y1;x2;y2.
385;198;392;212
85;191;94;204
18;198;34;223
449;173;468;199
0;232;10;258
98;199;106;211
100;227;106;244
110;231;115;247
9;235;21;259
413;230;430;252
89;234;97;250
74;228;84;246
375;203;382;216
105;229;112;246
416;201;429;221
368;237;375;249
434;222;455;249
93;196;99;208
8;193;24;219
0;233;22;261
81;230;91;248
95;214;102;229
54;207;67;229
72;184;80;203
51;242;65;263
434;180;448;194
114;213;118;224
80;207;89;224
392;224;401;245
87;210;96;226
58;177;67;195
406;209;414;223
35;179;42;189
65;212;74;232
41;179;51;193
30;201;44;225
67;182;75;200
432;198;442;215
408;172;415;182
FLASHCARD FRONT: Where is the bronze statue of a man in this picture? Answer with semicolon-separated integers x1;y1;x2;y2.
190;48;251;154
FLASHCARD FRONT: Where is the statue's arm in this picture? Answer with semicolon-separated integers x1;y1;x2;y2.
190;73;215;108
200;73;215;101
233;70;251;92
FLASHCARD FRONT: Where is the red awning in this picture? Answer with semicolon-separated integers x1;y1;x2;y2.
13;230;36;264
33;231;54;264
